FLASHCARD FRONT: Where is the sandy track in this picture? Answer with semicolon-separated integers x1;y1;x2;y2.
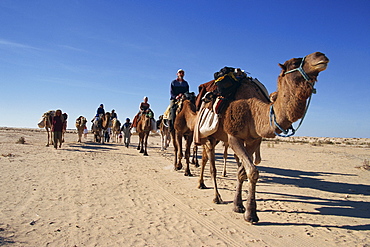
0;128;369;246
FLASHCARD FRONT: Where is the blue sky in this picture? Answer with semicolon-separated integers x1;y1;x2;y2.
0;0;369;138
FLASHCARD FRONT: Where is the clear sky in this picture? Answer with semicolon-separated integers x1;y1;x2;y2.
0;0;369;138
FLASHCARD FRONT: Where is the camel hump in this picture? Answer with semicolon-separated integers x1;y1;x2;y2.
251;78;270;102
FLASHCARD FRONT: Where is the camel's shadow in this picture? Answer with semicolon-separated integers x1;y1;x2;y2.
67;142;120;152
192;151;370;230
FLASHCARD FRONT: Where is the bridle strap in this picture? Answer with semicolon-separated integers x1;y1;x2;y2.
284;56;311;81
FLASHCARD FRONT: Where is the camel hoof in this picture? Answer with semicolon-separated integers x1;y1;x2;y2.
198;183;207;189
233;205;246;213
184;171;193;176
175;164;182;171
137;146;140;150
213;196;223;204
244;212;259;224
140;150;144;153
144;153;148;156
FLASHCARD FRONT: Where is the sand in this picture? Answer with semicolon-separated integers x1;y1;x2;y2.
0;127;369;246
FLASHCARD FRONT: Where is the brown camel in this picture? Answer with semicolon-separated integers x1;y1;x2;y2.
173;94;240;177
171;93;198;176
157;115;171;151
111;118;121;142
38;110;55;146
75;116;87;142
92;112;111;143
136;110;153;156
199;52;329;224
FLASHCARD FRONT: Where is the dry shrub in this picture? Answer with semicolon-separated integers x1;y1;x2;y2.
355;159;370;171
16;137;25;144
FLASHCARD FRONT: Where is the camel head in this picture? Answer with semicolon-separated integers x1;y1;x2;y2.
275;52;329;123
76;116;87;128
279;52;329;82
277;52;329;99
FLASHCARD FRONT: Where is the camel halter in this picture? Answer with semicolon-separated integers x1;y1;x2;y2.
270;56;316;137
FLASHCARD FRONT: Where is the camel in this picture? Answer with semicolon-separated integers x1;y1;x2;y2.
92;112;111;144
136;110;153;156
38;110;55;146
171;93;199;176
111;118;121;142
75;116;87;142
172;93;238;177
199;52;329;224
157;115;171;151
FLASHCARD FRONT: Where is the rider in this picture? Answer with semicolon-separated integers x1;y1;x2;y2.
133;96;151;128
139;96;150;112
97;104;105;116
111;109;118;120
91;104;105;130
167;69;189;131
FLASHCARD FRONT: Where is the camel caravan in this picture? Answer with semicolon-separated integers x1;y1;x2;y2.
37;52;329;223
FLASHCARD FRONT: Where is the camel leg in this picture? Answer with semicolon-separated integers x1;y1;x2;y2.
160;132;164;151
46;127;50;146
143;132;149;156
222;142;228;177
254;142;262;165
167;131;171;149
229;135;259;224
205;137;223;204
183;134;193;176
139;133;145;153
78;129;82;142
198;147;208;189
191;145;199;167
137;134;141;150
177;132;184;171
165;131;171;149
171;130;181;170
173;130;183;171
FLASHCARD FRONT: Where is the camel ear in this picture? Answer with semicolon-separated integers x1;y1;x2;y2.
279;63;286;77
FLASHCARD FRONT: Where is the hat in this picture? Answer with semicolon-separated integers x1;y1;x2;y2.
126;118;130;121
100;104;104;107
177;69;184;73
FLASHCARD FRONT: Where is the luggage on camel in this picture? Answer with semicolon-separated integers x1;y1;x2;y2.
166;92;196;131
214;67;246;98
194;67;270;144
197;104;219;139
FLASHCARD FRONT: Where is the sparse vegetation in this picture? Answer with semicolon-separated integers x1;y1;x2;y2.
355;159;370;171
16;137;25;144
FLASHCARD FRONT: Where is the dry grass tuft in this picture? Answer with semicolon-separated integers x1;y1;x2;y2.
355;159;370;171
16;137;26;144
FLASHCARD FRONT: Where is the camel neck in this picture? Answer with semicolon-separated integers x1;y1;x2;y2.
269;77;313;137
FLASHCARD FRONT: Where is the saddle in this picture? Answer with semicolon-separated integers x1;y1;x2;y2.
193;67;270;144
174;92;196;116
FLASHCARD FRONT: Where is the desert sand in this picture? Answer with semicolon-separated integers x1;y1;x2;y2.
0;127;369;246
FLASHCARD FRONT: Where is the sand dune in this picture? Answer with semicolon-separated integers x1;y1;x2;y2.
0;128;369;246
